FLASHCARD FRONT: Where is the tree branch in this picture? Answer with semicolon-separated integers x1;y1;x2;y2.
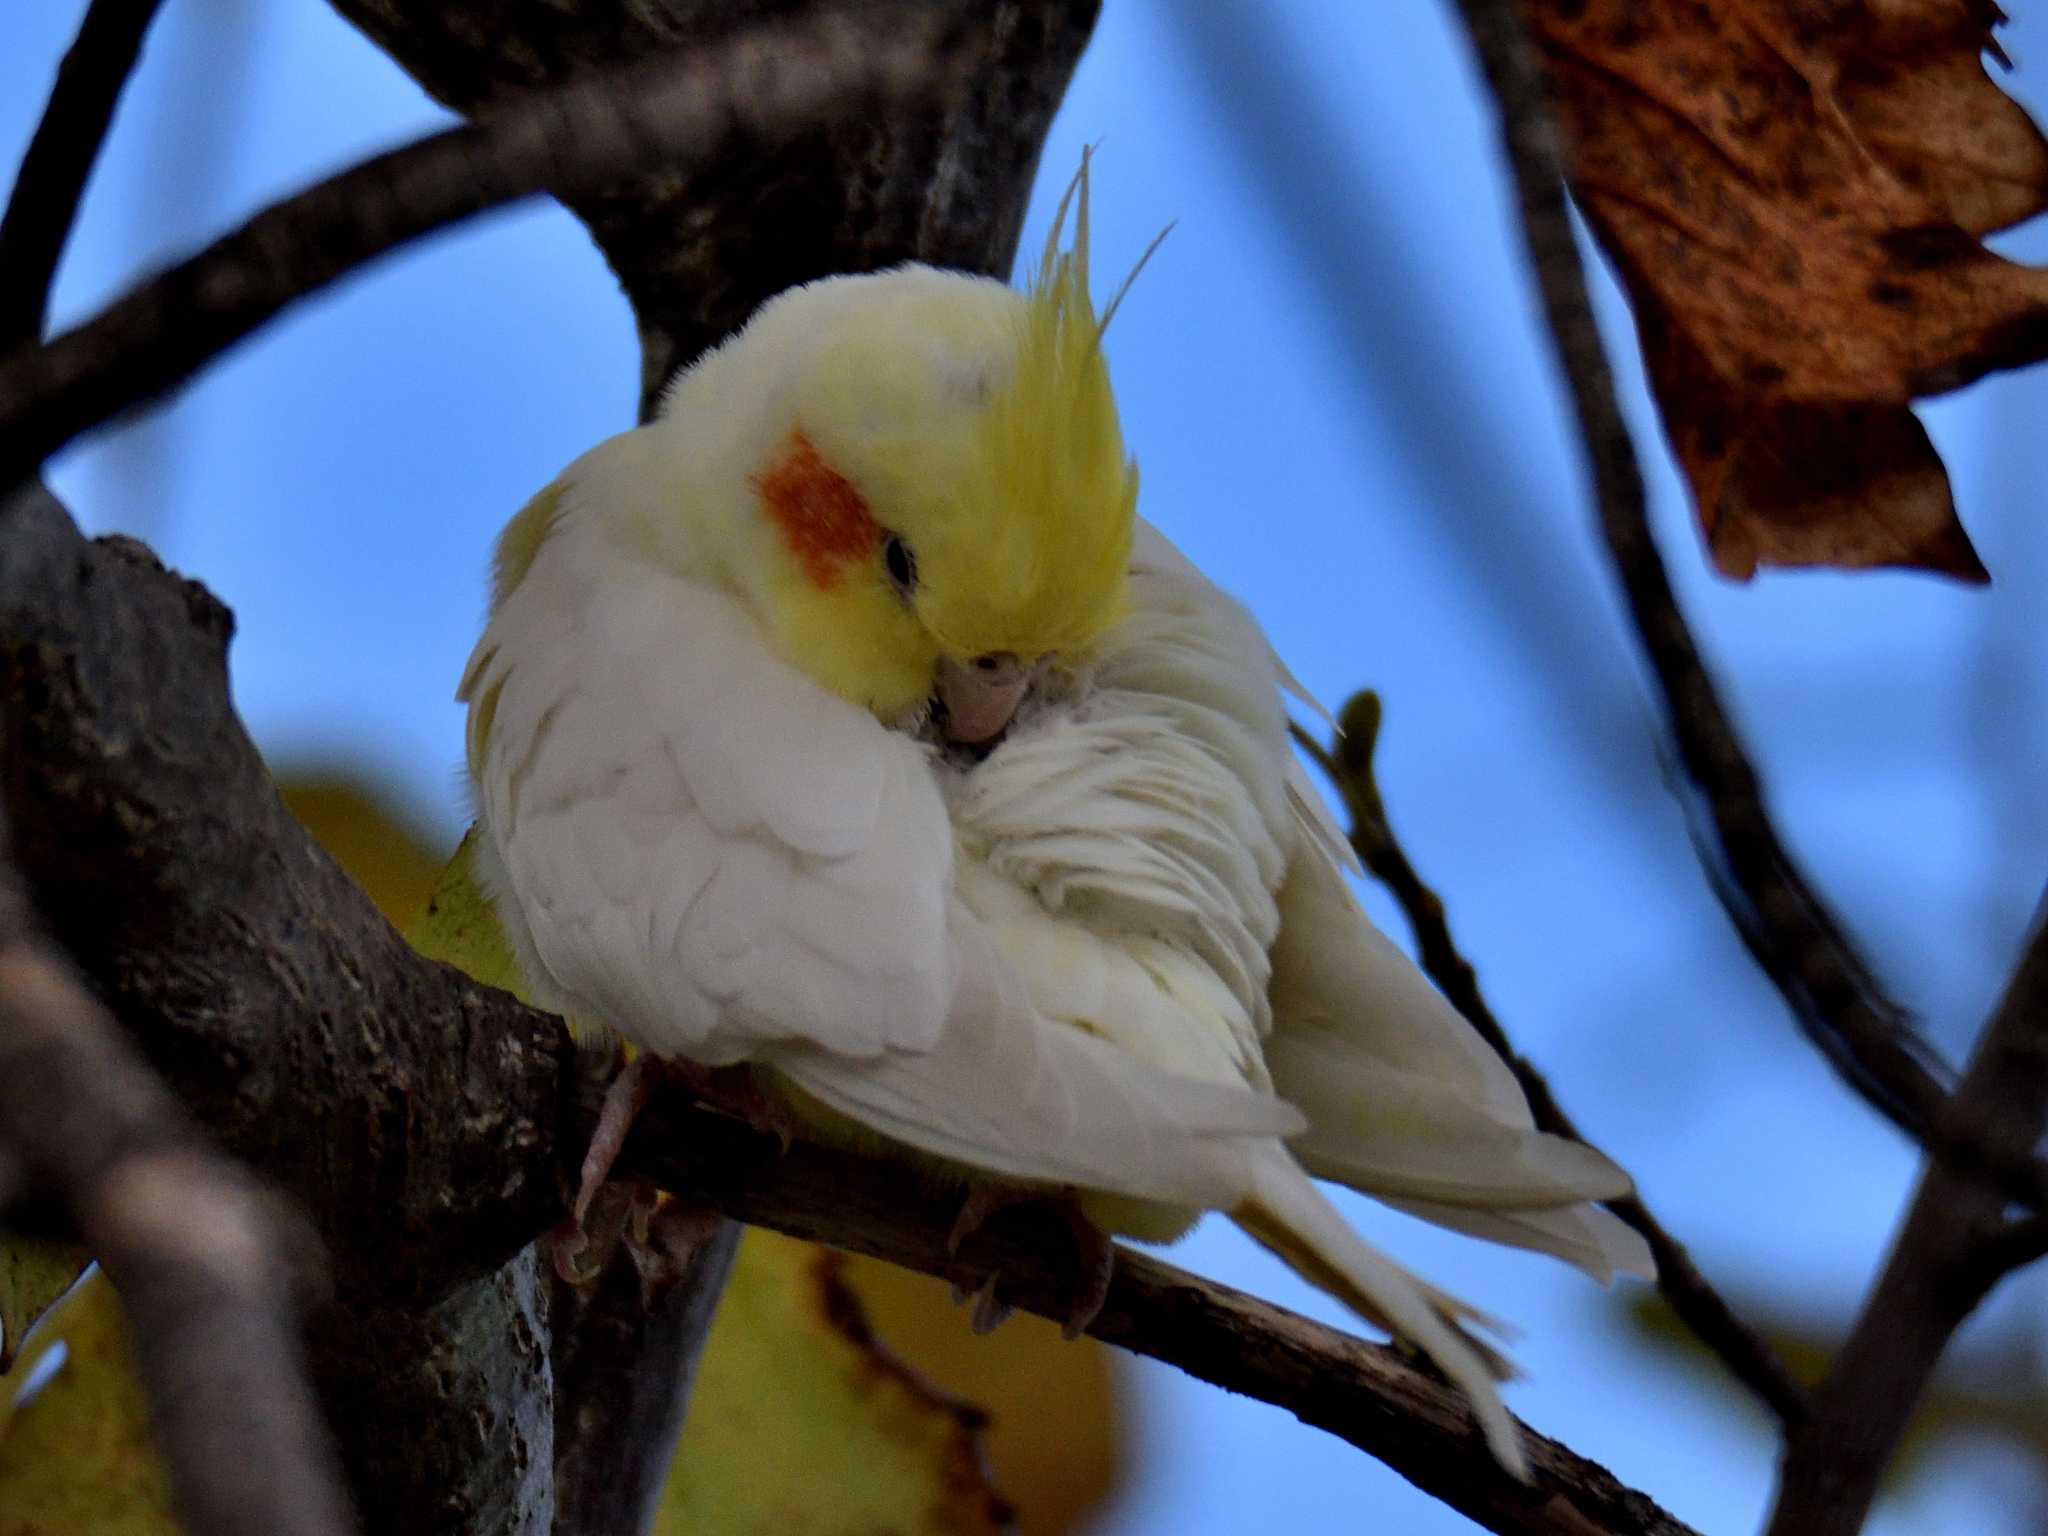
546;1080;743;1536
323;0;1102;410
0;834;355;1536
1;480;571;1534
1295;694;1813;1427
611;1083;1704;1536
1766;900;2048;1536
0;479;1696;1536
1443;0;2048;1213
0;0;164;348
0;8;955;487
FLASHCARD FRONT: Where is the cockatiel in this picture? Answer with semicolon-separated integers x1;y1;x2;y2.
459;169;1652;1474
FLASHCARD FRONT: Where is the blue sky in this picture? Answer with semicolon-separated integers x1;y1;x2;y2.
8;2;2048;1531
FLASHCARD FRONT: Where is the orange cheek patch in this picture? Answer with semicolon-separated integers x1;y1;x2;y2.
752;431;880;589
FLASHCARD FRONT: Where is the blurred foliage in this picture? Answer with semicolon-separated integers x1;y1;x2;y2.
0;1234;89;1373
0;1272;179;1536
660;1228;1010;1536
842;1253;1122;1536
1627;1292;2047;1494
278;773;446;934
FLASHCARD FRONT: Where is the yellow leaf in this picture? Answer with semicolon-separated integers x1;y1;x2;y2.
0;1272;181;1535
405;828;524;995
660;1228;1009;1536
0;1234;89;1375
841;1256;1123;1536
278;772;444;932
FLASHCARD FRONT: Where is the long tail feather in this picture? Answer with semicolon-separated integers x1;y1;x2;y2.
1232;1147;1528;1478
1380;1195;1656;1285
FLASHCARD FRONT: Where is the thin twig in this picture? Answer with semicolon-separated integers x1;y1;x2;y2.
0;848;356;1536
1295;696;1812;1427
0;8;955;488
0;0;164;348
1442;0;2048;1213
1766;898;2048;1536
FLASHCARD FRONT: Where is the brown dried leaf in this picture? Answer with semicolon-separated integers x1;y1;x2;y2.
1529;0;2048;579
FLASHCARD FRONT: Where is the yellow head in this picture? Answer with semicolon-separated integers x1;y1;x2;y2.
665;162;1139;738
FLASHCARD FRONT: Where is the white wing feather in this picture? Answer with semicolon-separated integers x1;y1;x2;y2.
776;910;1306;1206
466;449;955;1064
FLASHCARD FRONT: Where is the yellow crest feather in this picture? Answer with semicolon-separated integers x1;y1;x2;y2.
916;150;1140;662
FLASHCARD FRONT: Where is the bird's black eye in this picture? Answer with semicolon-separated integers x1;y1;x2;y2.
882;534;918;597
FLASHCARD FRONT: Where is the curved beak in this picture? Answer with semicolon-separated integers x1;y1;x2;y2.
934;652;1041;745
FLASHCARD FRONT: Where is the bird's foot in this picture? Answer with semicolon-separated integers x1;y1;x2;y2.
551;1050;786;1288
550;1052;656;1285
630;1189;728;1294
946;1185;1115;1339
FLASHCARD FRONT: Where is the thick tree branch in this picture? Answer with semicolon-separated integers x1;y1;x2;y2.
546;1136;743;1535
1;480;569;1534
1766;901;2048;1536
323;0;1102;410
0;9;953;487
0;485;1693;1536
1444;0;2048;1213
0;0;164;348
0;835;354;1536
1296;694;1813;1428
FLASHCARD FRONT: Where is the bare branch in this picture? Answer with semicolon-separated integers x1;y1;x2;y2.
547;1075;743;1536
323;0;1102;410
599;1076;1701;1536
2;481;571;1534
1766;898;2048;1536
0;842;355;1536
1442;0;2048;1212
1296;695;1812;1427
0;9;955;486
0;0;164;348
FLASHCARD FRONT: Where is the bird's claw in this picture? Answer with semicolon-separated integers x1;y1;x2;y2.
550;1178;636;1287
962;1271;1014;1334
946;1184;1114;1339
556;1049;773;1292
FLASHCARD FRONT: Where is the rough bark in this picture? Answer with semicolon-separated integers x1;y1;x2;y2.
1;484;571;1531
0;717;354;1536
325;0;1099;411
